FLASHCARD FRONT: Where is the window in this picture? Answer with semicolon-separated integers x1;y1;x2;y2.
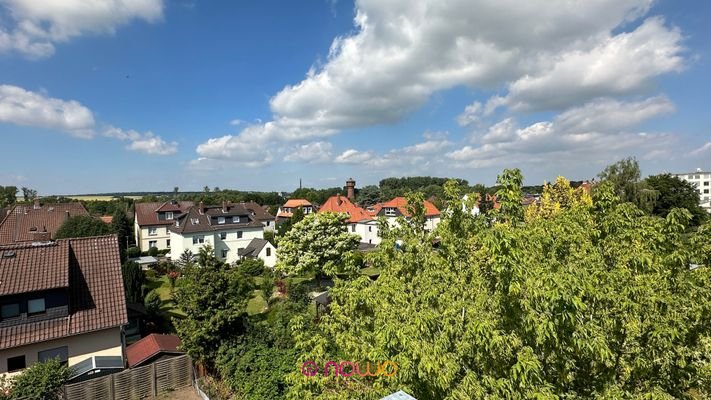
165;212;174;220
232;216;240;223
220;232;227;240
265;221;270;226
221;249;228;258
28;298;45;314
218;217;226;224
351;224;356;232
7;355;25;372
266;247;271;257
38;346;68;365
149;240;157;248
192;235;205;245
704;181;709;186
166;239;171;248
191;218;200;225
1;303;20;319
368;226;372;232
688;174;693;179
237;231;243;239
385;207;397;216
704;189;709;194
148;227;157;236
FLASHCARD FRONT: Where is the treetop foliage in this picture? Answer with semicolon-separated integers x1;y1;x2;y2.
286;169;711;399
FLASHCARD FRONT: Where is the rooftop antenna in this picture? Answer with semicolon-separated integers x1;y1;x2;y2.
299;178;302;190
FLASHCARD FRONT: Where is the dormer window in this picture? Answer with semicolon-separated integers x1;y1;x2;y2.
232;216;240;223
1;303;20;319
28;298;46;315
218;217;226;224
385;207;397;217
191;218;199;225
165;212;174;220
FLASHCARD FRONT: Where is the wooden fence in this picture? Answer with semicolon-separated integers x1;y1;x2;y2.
63;355;193;400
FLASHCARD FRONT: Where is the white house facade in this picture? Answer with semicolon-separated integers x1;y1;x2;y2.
673;168;711;213
168;202;276;266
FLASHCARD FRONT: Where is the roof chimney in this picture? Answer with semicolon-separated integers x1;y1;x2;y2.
222;200;229;213
198;201;205;214
65;210;70;220
33;198;41;209
346;178;356;201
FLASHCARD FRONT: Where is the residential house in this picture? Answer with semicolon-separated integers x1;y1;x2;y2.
319;193;380;245
370;197;441;232
237;238;277;268
168;201;271;265
276;199;315;221
0;235;127;379
134;201;194;252
241;201;276;231
0;200;89;245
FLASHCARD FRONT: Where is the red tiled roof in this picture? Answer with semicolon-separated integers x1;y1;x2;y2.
134;201;193;227
0;235;128;350
282;199;312;208
0;203;89;245
99;216;113;224
319;195;372;223
374;197;441;217
126;334;183;367
0;241;69;296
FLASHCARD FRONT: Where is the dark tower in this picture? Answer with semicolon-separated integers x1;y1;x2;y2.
346;178;356;201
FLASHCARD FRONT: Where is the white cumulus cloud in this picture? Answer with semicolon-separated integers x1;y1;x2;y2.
0;0;163;58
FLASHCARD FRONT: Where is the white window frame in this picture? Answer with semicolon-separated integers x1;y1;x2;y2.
148;227;157;236
385;207;397;217
232;216;240;223
192;235;205;245
165;212;174;220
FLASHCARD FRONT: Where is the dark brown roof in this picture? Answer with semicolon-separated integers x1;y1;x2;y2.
0;203;89;245
0;241;69;296
126;334;183;367
241;201;275;221
237;238;270;257
169;205;263;235
0;235;128;350
134;201;194;227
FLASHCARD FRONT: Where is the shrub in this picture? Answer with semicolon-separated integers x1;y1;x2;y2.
144;269;157;279
238;258;265;276
5;358;70;400
127;246;141;258
144;291;162;316
148;247;159;257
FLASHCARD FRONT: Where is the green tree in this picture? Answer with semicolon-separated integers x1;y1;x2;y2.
598;157;658;212
355;185;382;207
3;358;70;400
276;206;306;236
20;187;37;202
0;186;17;208
176;249;196;268
286;174;711;399
238;258;265;276
122;260;145;304
55;215;114;239
144;290;162;317
275;212;360;278
494;168;524;224
173;245;254;368
646;173;708;226
111;209;132;261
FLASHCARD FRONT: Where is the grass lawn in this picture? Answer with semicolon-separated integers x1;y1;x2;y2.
247;290;268;315
145;274;186;318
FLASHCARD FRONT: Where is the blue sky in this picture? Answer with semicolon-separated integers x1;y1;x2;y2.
0;0;709;195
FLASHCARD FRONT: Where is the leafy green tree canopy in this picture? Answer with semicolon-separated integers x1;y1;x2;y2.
276;212;360;278
55;215;114;239
0;358;70;400
287;173;711;399
645;173;708;226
